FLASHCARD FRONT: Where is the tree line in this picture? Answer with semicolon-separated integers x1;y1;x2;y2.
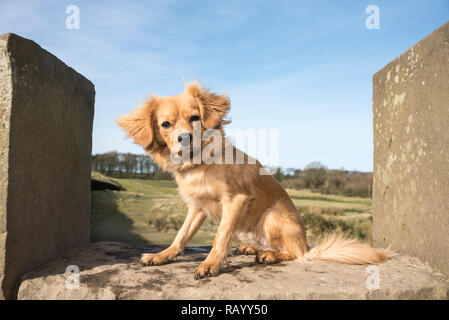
91;151;171;179
92;154;372;197
275;161;373;197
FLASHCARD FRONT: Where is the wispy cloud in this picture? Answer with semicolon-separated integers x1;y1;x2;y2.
0;1;447;171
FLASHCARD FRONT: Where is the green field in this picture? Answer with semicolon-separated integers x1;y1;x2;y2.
91;176;373;247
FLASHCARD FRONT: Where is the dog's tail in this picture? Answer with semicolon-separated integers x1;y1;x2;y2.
301;233;391;264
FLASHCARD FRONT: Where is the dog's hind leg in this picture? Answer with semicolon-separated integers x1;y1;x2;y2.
255;210;308;264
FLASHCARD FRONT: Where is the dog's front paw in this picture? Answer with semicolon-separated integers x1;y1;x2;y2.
194;261;221;279
140;253;170;266
234;245;258;255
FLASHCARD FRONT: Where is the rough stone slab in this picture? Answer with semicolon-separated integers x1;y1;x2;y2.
372;21;449;277
0;33;95;299
17;242;449;300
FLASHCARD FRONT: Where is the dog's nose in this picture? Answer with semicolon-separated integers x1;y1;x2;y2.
178;133;192;147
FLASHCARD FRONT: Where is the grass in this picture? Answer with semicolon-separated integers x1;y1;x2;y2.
289;189;373;243
91;177;373;247
91;178;217;246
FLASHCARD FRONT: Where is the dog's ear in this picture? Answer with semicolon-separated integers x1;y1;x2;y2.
116;98;158;149
186;82;230;129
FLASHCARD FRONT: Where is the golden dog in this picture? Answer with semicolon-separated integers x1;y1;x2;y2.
117;82;390;279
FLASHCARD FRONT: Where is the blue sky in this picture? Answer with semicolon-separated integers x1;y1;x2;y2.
1;0;448;171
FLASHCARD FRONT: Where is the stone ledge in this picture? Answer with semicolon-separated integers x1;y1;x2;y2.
18;242;449;300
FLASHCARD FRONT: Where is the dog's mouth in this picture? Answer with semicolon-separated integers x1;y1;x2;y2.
169;144;199;160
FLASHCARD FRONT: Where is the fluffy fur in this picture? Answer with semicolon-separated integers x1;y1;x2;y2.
116;82;390;279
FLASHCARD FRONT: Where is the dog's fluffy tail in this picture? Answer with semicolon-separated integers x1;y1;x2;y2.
301;233;391;264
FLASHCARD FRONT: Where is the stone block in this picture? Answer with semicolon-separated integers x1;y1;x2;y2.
372;22;449;276
0;33;95;299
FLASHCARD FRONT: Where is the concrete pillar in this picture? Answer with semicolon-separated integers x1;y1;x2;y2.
373;22;449;276
0;33;95;299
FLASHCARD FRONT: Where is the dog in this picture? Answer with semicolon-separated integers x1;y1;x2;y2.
116;82;390;279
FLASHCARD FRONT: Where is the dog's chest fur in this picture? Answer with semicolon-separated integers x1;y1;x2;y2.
174;166;276;250
175;168;225;221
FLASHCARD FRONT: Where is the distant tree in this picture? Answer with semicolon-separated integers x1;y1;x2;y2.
284;167;297;177
304;161;327;170
91;152;170;180
273;167;283;182
281;164;372;198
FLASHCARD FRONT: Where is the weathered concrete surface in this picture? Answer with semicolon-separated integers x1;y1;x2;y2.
372;21;449;277
0;33;95;299
17;242;449;300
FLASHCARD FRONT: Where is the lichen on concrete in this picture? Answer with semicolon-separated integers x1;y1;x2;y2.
373;21;449;277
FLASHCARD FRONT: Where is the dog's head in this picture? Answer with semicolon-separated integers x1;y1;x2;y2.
116;82;230;158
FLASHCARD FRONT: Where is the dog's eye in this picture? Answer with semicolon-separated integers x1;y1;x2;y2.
161;121;171;128
190;115;200;122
